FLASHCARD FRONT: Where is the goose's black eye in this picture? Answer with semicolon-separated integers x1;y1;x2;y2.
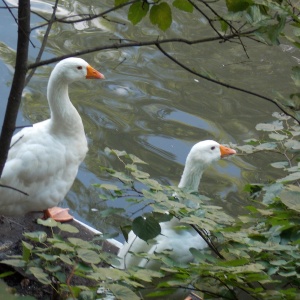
77;66;83;70
211;146;215;150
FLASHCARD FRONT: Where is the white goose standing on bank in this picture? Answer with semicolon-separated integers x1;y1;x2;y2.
0;57;104;221
118;140;236;269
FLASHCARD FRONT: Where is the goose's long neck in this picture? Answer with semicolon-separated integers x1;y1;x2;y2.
47;72;83;134
178;157;207;192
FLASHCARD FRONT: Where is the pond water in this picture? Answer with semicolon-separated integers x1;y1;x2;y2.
0;0;299;244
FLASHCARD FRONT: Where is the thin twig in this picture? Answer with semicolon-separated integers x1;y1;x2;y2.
196;0;250;58
2;0;35;48
30;0;139;31
25;0;59;85
190;224;224;259
9;135;23;149
66;264;76;300
27;29;257;69
187;0;225;41
155;43;300;124
0;184;28;196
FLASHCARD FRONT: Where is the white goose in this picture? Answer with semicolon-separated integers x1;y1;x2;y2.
118;140;236;269
0;57;104;221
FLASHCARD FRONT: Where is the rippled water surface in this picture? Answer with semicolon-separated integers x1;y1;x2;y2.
0;0;299;241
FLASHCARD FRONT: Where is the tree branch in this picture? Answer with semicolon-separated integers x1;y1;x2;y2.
155;43;300;124
30;0;139;31
26;29;300;124
0;0;30;177
28;29;257;69
25;0;59;85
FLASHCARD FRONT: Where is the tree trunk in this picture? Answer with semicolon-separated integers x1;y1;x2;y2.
0;0;30;177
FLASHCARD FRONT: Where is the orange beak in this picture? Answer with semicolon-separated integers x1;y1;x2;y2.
220;145;236;158
86;65;105;79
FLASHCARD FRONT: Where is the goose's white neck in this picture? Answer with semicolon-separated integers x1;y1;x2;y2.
47;71;83;134
178;158;207;192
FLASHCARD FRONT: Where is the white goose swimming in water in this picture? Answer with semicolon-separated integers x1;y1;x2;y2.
0;57;104;221
118;140;236;269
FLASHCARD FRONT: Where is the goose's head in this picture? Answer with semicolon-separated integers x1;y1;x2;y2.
188;140;236;167
178;140;236;191
52;57;105;83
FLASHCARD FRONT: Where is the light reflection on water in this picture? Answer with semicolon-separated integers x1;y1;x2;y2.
0;0;299;241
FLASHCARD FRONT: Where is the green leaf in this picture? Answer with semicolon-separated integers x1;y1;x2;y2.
278;270;297;277
1;259;26;268
108;284;140;300
256;121;283;131
23;231;47;243
59;254;73;265
54;271;66;283
145;289;175;297
115;0;129;6
133;269;163;282
57;223;79;233
0;271;15;278
109;170;132;183
78;290;94;300
270;161;289;169
279;185;300;212
267;16;286;45
76;262;94;273
77;249;101;264
99;183;120;191
29;267;51;285
269;133;288;141
106;148;128;158
140;178;163;190
37;253;58;262
132;216;161;241
150;2;172;31
129;154;147;164
291;66;300;87
172;0;193;13
37;218;58;227
277;172;300;183
256;142;277;151
131;169;150;179
128;1;149;25
22;241;33;262
218;258;249;267
99;207;125;217
262;182;283;204
226;0;252;12
247;4;267;25
284;139;300;150
270;260;288;266
45;265;61;273
68;238;92;249
220;20;229;32
52;243;74;252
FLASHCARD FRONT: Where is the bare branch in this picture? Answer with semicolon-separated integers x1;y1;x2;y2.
0;184;28;196
191;0;250;57
30;0;139;31
0;0;30;177
155;43;300;124
2;0;35;48
28;29;256;69
25;0;59;85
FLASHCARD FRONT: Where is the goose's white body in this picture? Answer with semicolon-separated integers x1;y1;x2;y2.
0;58;104;216
118;140;236;269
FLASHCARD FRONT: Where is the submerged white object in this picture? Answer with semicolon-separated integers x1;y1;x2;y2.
0;57;104;218
117;140;236;269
